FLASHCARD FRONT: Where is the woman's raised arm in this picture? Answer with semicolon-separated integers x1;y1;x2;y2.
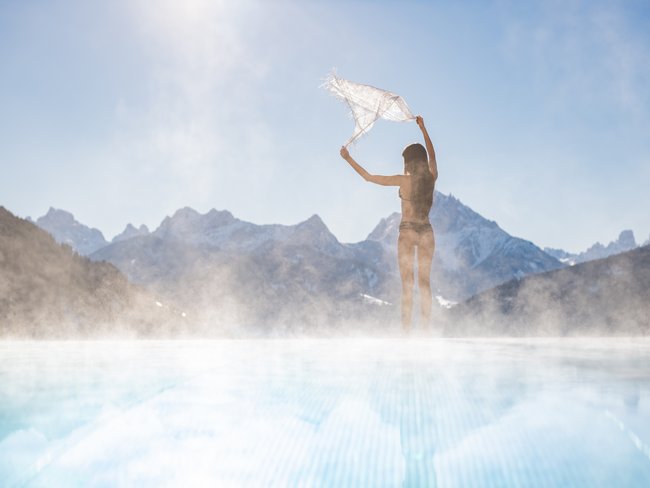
416;116;438;181
340;146;403;186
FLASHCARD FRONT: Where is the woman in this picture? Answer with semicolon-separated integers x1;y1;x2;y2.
339;116;438;331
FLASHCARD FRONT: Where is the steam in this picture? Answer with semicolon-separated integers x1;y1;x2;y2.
447;245;650;336
2;201;648;338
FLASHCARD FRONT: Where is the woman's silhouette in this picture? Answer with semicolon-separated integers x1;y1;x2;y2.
340;116;438;331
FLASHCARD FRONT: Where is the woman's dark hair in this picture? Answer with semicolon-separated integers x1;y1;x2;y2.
402;143;428;167
402;143;434;220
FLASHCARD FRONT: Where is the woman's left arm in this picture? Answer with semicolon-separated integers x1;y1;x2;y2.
340;146;403;186
416;116;438;181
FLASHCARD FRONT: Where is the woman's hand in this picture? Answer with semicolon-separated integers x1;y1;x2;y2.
340;146;350;160
416;115;425;129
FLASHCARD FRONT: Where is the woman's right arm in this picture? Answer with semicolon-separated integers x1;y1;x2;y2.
416;116;438;181
340;146;403;186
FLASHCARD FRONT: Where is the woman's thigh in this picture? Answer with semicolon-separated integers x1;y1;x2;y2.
417;230;435;280
398;230;416;280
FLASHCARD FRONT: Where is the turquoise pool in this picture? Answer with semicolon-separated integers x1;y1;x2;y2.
1;338;649;487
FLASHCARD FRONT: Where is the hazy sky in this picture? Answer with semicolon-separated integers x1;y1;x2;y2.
1;0;649;252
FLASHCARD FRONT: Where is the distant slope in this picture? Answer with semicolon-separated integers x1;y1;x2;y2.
544;230;640;266
0;207;175;337
448;245;650;336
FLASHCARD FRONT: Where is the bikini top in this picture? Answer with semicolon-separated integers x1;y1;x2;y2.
398;187;411;201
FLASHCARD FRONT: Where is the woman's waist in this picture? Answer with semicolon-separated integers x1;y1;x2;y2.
400;204;432;222
399;219;433;232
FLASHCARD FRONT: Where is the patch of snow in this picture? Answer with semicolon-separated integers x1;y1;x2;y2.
435;295;457;309
360;294;391;306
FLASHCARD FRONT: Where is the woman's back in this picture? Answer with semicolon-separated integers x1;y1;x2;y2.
399;166;435;224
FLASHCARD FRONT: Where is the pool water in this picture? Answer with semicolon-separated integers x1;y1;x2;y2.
1;338;649;487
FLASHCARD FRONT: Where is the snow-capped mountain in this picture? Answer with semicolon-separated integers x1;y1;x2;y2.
152;208;344;257
90;207;294;286
544;230;639;266
84;193;563;328
112;223;150;243
368;192;563;300
35;207;108;255
33;192;563;326
90;209;392;328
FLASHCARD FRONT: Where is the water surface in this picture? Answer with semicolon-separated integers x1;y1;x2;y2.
1;338;649;487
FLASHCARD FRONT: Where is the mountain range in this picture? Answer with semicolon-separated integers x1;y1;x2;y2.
544;229;647;265
34;192;565;307
5;191;648;335
90;210;393;330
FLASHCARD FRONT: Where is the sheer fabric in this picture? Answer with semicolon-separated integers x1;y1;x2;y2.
323;72;415;147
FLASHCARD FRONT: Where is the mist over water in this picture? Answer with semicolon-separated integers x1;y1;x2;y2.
2;338;649;486
4;196;648;338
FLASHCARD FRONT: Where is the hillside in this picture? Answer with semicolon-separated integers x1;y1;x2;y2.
448;245;650;336
0;207;177;337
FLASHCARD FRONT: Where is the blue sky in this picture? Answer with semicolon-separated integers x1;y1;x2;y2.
1;0;649;252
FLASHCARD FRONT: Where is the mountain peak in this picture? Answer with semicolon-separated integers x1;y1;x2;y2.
367;190;501;246
367;212;401;242
207;208;232;216
617;229;636;248
296;214;334;236
154;207;238;245
171;207;201;220
300;214;326;228
112;223;150;243
35;208;107;255
292;214;340;249
166;207;235;225
205;208;235;224
40;207;75;225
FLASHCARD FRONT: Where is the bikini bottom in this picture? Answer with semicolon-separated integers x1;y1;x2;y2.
399;220;433;235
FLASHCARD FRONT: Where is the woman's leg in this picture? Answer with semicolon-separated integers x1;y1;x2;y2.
417;230;435;327
398;230;416;332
